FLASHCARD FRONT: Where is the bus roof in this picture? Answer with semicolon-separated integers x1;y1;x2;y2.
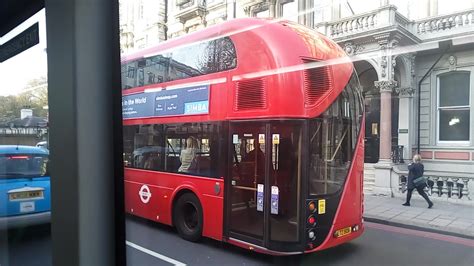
120;18;354;122
121;18;273;62
121;18;345;62
0;145;49;155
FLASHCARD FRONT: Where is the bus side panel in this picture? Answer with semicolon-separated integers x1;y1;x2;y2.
171;182;225;241
125;168;224;241
311;121;365;252
201;193;224;241
170;181;224;241
124;170;173;225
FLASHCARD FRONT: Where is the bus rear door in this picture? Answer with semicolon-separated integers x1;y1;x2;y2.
226;121;304;252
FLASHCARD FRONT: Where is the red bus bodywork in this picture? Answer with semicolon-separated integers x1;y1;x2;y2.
123;18;364;255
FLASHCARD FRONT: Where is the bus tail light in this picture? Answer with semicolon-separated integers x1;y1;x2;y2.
308;230;315;240
308;201;316;212
8;156;30;160
307;215;316;225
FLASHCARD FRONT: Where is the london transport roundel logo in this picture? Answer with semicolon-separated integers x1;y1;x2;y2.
139;185;151;204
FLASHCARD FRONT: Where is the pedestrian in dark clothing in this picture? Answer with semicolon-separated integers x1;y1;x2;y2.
403;154;433;208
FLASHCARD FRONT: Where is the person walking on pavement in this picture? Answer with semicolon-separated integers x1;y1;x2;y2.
403;154;434;208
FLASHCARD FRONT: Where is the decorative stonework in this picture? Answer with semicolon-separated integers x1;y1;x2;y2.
403;53;416;77
374;33;390;49
372;32;402;78
374;33;401;48
448;55;457;71
394;87;415;97
343;42;364;55
374;80;398;93
244;1;270;16
390;36;400;48
391;55;397;79
399;175;472;201
380;56;388;77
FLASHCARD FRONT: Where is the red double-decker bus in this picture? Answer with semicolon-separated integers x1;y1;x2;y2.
121;18;364;255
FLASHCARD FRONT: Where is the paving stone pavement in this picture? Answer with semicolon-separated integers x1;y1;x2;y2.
363;194;474;238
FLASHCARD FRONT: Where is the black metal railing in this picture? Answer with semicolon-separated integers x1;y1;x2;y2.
391;145;404;163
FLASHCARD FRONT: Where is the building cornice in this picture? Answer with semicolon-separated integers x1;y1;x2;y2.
394;87;415;97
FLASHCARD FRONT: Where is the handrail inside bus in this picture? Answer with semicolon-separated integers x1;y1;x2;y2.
327;127;349;162
233;146;240;167
167;139;176;154
310;123;322;143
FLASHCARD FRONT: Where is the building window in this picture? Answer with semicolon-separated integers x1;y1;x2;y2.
127;66;135;78
437;71;471;142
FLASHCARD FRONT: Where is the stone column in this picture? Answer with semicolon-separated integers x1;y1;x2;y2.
275;0;282;17
298;0;306;25
373;80;397;196
375;80;397;163
305;0;314;28
269;0;277;18
330;0;340;20
429;0;438;16
395;87;415;161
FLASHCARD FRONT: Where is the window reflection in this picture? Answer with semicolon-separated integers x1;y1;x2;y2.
123;122;224;178
309;73;363;195
121;37;237;90
438;71;470;142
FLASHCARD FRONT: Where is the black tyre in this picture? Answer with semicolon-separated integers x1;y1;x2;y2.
173;193;203;242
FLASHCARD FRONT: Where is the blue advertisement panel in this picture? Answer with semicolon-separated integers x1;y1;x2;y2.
122;85;209;119
122;93;155;119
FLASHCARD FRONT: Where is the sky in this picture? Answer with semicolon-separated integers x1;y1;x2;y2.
0;9;47;97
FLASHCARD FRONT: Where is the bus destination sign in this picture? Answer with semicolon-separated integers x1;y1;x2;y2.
122;85;209;119
0;23;39;63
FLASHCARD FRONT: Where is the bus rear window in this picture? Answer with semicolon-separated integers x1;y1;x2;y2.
0;154;49;178
309;73;363;195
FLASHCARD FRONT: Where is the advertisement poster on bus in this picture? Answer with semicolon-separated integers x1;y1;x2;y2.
122;84;209;119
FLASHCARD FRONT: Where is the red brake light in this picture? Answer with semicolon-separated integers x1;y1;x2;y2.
8;156;30;160
308;216;316;225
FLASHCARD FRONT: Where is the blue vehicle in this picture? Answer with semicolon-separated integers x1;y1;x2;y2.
0;145;51;229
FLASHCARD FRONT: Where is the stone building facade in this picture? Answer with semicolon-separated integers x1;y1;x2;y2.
119;0;474;204
119;0;167;53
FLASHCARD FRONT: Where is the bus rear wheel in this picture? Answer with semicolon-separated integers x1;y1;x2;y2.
173;193;203;242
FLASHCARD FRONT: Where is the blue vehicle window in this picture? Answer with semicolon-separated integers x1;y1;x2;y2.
0;154;49;178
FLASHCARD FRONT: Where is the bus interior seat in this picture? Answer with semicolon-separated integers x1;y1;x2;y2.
194;156;211;176
166;156;181;172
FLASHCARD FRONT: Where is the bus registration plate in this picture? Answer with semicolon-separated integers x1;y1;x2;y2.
9;190;44;201
334;227;352;238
